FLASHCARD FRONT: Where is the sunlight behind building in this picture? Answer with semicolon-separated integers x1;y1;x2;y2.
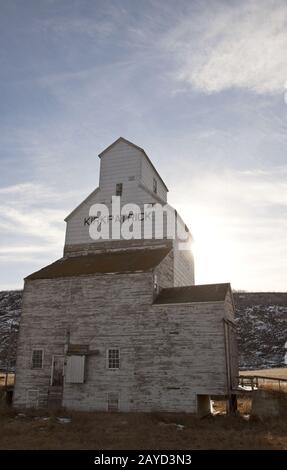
176;202;242;288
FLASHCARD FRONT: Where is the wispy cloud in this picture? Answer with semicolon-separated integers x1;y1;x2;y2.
0;245;57;263
0;182;76;268
0;245;56;254
34;17;116;38
162;0;287;94
0;182;83;206
0;205;65;243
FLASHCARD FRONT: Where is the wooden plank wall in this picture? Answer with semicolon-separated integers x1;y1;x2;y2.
13;271;233;412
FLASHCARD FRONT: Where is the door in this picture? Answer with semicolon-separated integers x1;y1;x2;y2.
51;355;64;386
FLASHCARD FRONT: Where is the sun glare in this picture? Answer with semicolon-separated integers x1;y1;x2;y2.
181;205;235;286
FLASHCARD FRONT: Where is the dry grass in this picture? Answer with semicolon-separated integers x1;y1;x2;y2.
240;368;287;379
213;397;252;415
239;368;287;394
0;397;286;450
259;381;287;393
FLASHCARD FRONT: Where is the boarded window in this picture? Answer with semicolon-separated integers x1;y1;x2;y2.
32;349;43;369
116;183;123;196
26;389;39;408
107;392;119;412
153;178;157;194
65;355;85;383
107;349;120;369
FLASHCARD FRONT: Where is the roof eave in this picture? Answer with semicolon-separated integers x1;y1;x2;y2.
64;187;100;222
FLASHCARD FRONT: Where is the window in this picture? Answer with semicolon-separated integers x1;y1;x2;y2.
116;183;123;196
153;178;157;194
32;349;43;369
107;348;120;369
107;392;119;412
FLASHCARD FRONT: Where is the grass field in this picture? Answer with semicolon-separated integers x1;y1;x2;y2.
0;398;286;450
240;368;287;379
0;370;286;449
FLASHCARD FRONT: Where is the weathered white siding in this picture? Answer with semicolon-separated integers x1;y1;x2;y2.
13;280;70;408
65;189;101;247
64;139;171;249
174;242;195;286
140;154;167;202
65;140;139;248
99;140;141;202
154;247;174;288
14;272;234;413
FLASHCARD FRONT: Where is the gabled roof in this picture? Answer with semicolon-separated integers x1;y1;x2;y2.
64;137;169;222
98;137;169;192
26;247;171;281
64;187;99;222
98;137;145;158
153;283;231;304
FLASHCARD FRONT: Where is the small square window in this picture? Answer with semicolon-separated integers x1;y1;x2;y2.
153;178;157;194
32;350;43;369
107;349;120;369
116;183;123;196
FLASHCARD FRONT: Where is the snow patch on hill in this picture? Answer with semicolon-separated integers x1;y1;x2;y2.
234;293;287;370
0;290;22;370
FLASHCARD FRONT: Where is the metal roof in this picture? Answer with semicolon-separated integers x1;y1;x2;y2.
154;283;231;304
26;247;171;281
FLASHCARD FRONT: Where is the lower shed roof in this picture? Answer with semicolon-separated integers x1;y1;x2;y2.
153;283;231;304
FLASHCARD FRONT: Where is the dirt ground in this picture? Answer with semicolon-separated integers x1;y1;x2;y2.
0;398;286;450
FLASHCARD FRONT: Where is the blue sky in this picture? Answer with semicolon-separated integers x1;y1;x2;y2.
0;0;287;291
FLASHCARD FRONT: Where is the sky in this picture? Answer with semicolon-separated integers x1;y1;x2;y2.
0;0;287;291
